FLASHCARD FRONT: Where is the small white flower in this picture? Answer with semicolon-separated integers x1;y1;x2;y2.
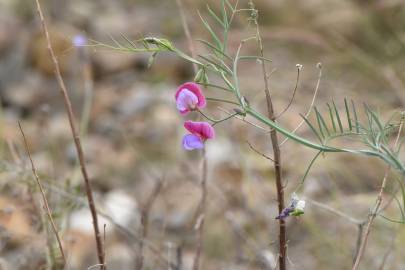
296;200;306;212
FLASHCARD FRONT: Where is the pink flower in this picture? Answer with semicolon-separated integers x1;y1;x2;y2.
175;82;206;115
182;121;215;150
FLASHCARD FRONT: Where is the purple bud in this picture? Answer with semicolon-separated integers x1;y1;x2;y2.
275;207;294;220
73;35;87;47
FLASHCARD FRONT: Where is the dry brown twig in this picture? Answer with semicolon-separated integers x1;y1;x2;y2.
305;197;366;263
41;181;176;269
136;179;164;270
33;1;105;268
352;120;404;270
246;140;275;162
377;225;398;270
192;149;208;270
252;4;286;269
225;212;276;269
18;122;67;265
382;66;405;106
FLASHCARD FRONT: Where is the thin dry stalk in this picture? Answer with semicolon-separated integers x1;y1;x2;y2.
217;107;268;132
41;179;177;269
174;3;208;268
352;169;390;269
33;1;105;268
136;180;163;270
275;67;301;119
225;212;276;268
246;140;274;162
353;223;364;264
279;64;322;147
253;8;286;270
192;149;208;270
306;198;363;225
18;122;66;265
377;225;398;270
175;0;198;74
382;66;405;106
352;121;403;270
304;198;366;263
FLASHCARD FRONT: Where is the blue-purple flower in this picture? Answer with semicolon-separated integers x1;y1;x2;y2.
72;35;87;47
276;193;305;220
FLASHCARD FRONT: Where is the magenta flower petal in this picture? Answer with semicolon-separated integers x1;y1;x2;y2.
184;121;215;140
176;89;198;115
175;82;206;114
182;134;204;150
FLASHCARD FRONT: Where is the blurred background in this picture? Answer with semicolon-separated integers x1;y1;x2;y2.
0;0;404;269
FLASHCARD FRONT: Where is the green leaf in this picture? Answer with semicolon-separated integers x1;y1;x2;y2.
108;34;124;49
238;55;272;62
196;39;232;60
206;4;226;28
198;54;231;75
224;0;234;12
206;97;240;106
197;82;234;92
367;105;384;134
315;106;330;137
221;0;229;27
198;11;223;51
327;103;337;133
364;104;377;146
344;98;352;131
395;177;405;220
332;100;344;133
144;38;175;51
291;209;304;217
209;53;233;73
351;100;360;133
147;52;158;68
300;113;323;143
194;68;205;83
120;34;137;49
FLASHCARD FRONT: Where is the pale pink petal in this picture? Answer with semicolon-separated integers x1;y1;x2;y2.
175;82;206;109
176;89;198;114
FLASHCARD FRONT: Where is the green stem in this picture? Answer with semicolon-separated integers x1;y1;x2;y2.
212;113;238;126
232;44;243;103
246;107;341;152
198;83;234;93
295;150;323;192
206;97;240;106
197;108;237;125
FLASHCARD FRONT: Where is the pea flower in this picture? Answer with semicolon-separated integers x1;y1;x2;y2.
182;121;215;150
276;193;305;220
72;34;87;47
175;82;206;115
291;200;305;217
